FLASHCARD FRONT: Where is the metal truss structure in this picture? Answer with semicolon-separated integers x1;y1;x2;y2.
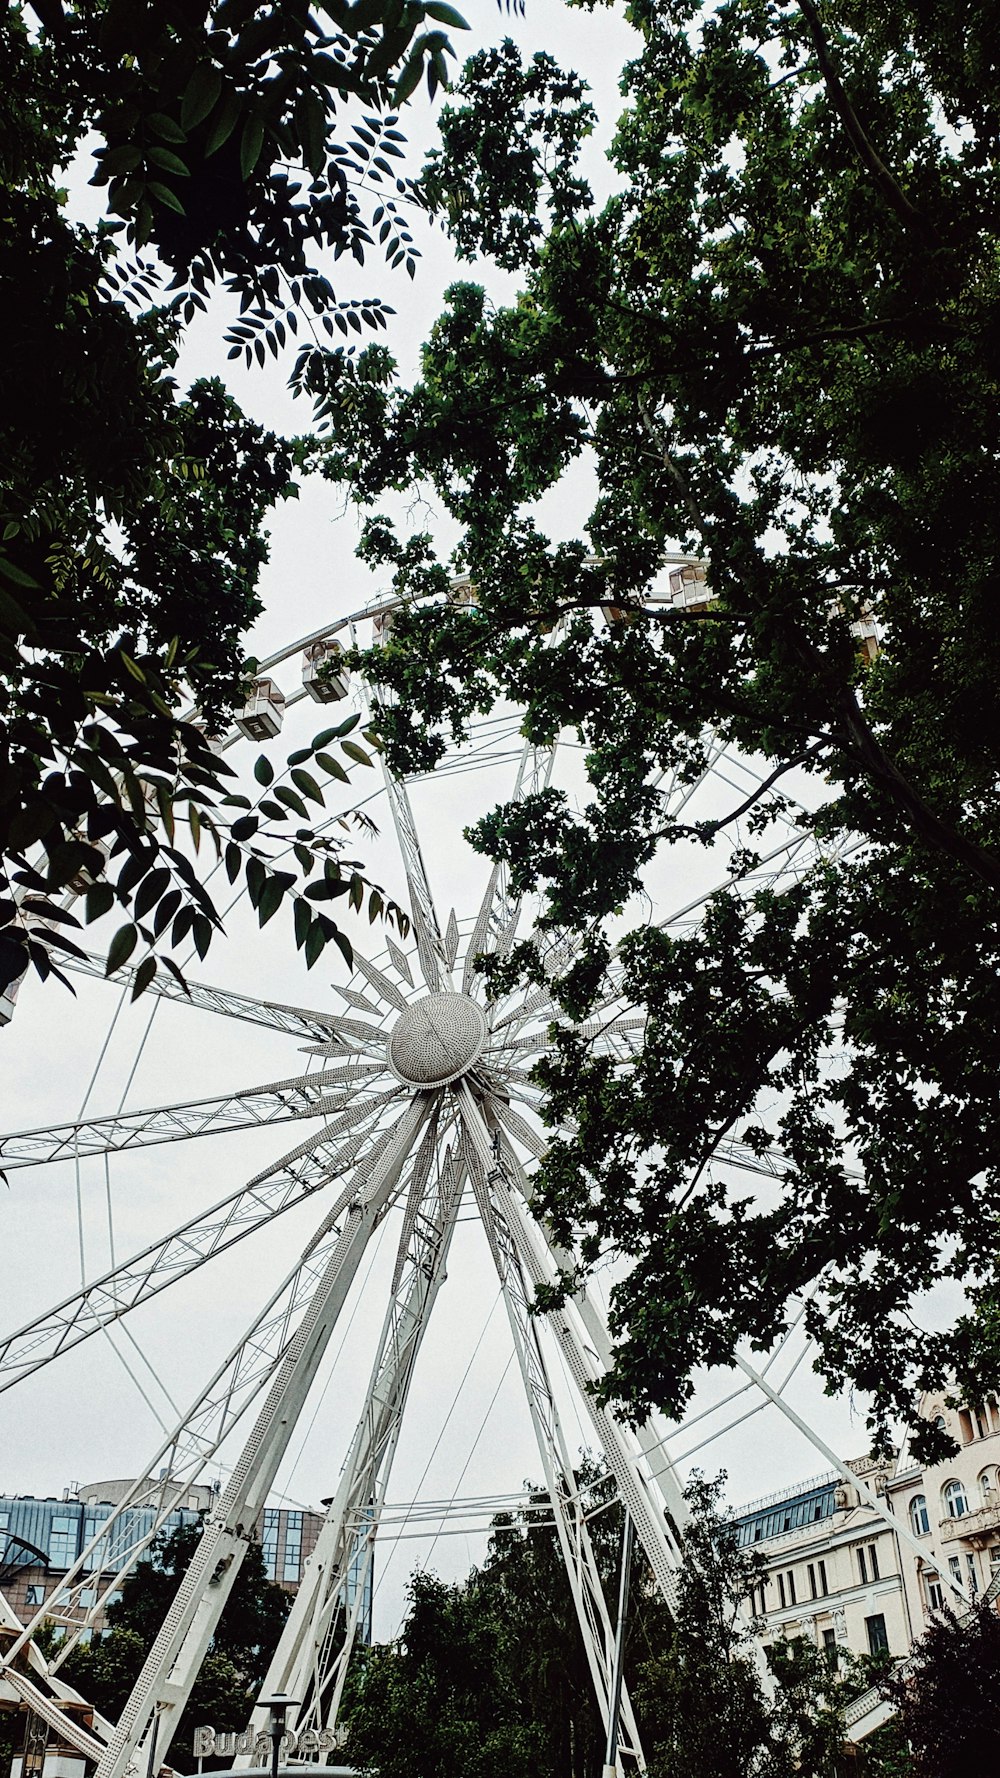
0;585;898;1772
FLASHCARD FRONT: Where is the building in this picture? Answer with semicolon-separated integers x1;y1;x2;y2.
733;1391;1000;1664
0;1481;350;1641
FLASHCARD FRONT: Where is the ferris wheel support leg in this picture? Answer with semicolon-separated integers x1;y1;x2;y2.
94;1097;429;1778
499;1134;691;1544
458;1098;645;1772
479;1119;779;1695
235;1128;467;1761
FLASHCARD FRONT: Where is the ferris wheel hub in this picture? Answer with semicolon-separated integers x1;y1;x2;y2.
386;992;488;1087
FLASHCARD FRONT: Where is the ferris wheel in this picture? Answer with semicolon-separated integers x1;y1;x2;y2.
0;574;901;1775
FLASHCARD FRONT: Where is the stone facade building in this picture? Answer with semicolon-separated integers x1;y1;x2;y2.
733;1391;1000;1663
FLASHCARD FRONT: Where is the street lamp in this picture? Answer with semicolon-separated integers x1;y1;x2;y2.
257;1693;299;1778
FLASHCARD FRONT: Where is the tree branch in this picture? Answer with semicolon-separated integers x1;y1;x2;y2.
797;0;928;234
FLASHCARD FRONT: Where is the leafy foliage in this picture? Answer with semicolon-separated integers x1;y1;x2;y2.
313;8;1000;1459
55;1519;289;1755
1;0;452;1004
344;1469;849;1778
879;1599;1000;1777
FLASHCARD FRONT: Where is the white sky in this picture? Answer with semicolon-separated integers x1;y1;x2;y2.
0;0;886;1641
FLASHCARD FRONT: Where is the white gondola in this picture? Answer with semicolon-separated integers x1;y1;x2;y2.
234;677;285;741
666;559;712;611
302;640;349;704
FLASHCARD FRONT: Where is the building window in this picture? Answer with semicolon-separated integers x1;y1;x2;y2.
786;1570;796;1606
818;1560;828;1596
866;1614;889;1655
282;1511;303;1583
822;1627;839;1669
943;1480;969;1519
910;1495;930;1536
948;1555;962;1590
925;1575;944;1613
79;1589;96;1608
26;1585;46;1606
808;1564;817;1600
966;1553;979;1597
261;1509;279;1581
48;1515;79;1568
777;1573;787;1609
858;1546;868;1585
979;1469;997;1504
869;1542;880;1581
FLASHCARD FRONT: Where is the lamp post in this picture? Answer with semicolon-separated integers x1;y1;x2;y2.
257;1693;299;1778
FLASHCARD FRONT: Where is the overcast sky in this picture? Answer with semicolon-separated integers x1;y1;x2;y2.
1;0;886;1641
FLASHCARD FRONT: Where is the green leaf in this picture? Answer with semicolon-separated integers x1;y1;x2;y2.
147;182;186;215
341;739;372;767
293;896;311;951
316;752;350;782
181;63;223;131
274;785;309;818
423;2;469;26
130;956;158;1001
147;147;189;178
304;918;327;968
148;112;187;143
254;755;274;786
313;716;360;745
0;555;40;590
257;877;285;926
134;867;171;923
240;114;266;181
331;926;354;970
290;767;325;806
106;923;138;975
205;91;242;156
245;854;266;907
84;883;116;923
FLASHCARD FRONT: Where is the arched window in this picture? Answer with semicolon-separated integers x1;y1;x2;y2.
943;1479;968;1519
934;1414;947;1433
909;1494;930;1536
979;1469;997;1505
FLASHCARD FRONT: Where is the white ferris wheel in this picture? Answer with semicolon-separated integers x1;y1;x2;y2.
0;573;900;1775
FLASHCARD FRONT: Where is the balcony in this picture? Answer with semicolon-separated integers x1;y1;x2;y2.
940;1501;1000;1543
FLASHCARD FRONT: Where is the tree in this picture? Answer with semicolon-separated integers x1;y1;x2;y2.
1;0;466;1004
876;1598;1000;1777
311;8;1000;1461
55;1519;289;1756
344;1468;847;1778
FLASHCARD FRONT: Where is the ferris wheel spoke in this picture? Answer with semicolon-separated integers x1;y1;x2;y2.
457;1100;645;1767
461;741;556;997
25;1117;422;1682
0;1089;403;1396
23;1202;356;1674
380;764;448;992
243;1126;466;1746
61;952;340;1042
92;1094;430;1778
0;1063;385;1171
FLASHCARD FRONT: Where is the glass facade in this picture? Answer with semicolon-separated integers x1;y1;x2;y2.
734;1483;836;1548
0;1493;200;1582
261;1507;280;1581
282;1511;302;1583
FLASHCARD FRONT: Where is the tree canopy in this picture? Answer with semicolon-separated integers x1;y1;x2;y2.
313;4;1000;1460
344;1470;849;1778
1;0;465;1005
